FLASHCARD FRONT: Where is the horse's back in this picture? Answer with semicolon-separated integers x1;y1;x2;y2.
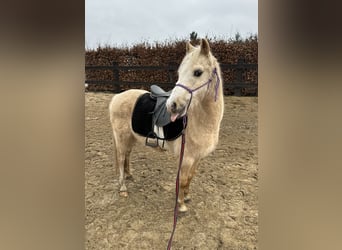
109;89;147;123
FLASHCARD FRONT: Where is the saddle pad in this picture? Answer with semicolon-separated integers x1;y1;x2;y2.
131;93;184;141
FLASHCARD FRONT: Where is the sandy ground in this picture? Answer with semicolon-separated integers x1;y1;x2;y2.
85;92;258;250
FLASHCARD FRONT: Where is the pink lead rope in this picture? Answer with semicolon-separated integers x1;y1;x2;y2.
166;69;220;249
166;116;187;250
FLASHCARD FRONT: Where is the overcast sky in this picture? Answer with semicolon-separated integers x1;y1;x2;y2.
85;0;258;49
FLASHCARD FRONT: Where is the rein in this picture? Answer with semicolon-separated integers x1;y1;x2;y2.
166;68;220;250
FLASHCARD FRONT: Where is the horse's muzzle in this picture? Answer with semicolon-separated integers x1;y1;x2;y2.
166;85;191;121
168;101;187;122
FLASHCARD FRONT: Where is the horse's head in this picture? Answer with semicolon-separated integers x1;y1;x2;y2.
166;38;218;122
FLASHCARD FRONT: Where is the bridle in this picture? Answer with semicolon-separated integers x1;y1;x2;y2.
166;67;220;250
175;67;220;106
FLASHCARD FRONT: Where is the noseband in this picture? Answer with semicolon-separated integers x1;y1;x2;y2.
175;68;220;103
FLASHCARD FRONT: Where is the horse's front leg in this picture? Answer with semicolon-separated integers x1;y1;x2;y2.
177;158;194;212
184;159;200;202
178;171;188;212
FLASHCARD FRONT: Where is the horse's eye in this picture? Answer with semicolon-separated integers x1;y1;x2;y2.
193;70;203;77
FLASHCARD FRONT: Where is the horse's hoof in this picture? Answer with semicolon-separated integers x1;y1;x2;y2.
125;174;133;180
184;195;191;203
119;191;128;197
178;204;188;212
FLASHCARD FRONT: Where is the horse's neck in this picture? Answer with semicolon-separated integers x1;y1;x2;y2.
187;77;224;136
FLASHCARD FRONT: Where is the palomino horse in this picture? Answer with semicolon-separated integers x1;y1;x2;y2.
109;38;224;212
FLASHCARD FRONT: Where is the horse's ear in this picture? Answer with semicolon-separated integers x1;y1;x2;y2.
200;38;210;56
186;41;195;54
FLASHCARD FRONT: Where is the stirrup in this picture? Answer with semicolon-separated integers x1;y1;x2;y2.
145;132;159;147
145;132;165;148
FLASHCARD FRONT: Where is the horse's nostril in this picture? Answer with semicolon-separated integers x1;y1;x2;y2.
171;102;177;111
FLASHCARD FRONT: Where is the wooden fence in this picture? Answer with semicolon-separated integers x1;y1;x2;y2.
85;59;257;96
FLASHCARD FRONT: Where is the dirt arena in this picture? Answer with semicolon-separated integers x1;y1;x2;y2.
85;92;258;250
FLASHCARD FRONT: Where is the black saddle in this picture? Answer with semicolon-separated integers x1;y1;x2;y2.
131;85;185;147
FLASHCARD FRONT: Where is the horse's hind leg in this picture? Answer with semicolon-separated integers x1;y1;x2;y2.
116;148;128;197
114;132;135;197
124;148;133;180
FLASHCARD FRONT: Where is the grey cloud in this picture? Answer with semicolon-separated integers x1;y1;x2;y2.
86;0;257;49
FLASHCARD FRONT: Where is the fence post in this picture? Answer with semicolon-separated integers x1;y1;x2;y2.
236;58;245;82
112;62;120;92
234;58;245;96
112;62;119;81
168;63;177;84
